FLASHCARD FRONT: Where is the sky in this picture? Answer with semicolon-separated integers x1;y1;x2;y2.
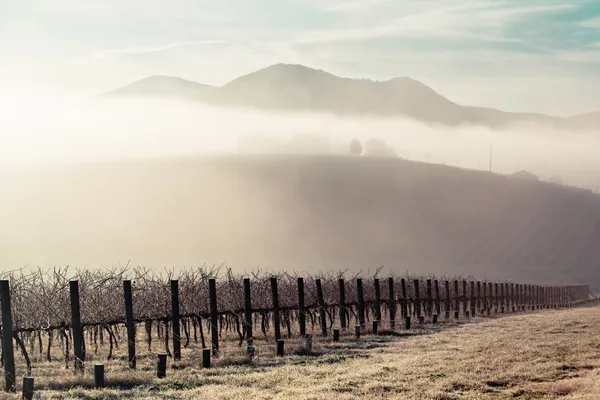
1;0;600;116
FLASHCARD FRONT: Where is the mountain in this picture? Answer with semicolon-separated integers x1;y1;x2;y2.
105;63;595;130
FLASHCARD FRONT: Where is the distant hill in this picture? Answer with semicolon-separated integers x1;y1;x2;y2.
2;155;599;288
104;63;596;130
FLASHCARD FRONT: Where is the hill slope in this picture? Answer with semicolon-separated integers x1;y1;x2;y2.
105;63;592;130
1;155;599;286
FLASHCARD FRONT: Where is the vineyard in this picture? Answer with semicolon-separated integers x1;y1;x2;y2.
0;266;592;396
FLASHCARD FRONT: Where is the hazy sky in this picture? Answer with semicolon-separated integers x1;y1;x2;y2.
1;0;600;116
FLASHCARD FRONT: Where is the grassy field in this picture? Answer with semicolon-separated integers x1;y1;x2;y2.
10;304;600;399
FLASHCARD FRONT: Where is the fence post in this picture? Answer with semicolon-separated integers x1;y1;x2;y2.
401;279;408;319
357;278;365;327
374;279;382;322
426;279;433;317
316;279;327;337
209;278;219;355
22;377;34;400
454;280;460;319
298;278;306;337
0;280;16;392
476;281;481;314
202;348;211;368
244;278;253;342
70;280;84;373
170;280;181;361
94;364;105;388
434;280;441;316
413;280;421;318
123;280;136;369
461;281;468;317
388;277;396;329
157;354;167;378
338;279;347;329
444;281;450;319
270;277;281;341
500;282;505;313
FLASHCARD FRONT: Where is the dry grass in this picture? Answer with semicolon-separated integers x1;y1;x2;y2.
8;305;600;399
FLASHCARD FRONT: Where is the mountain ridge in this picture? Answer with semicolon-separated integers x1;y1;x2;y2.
104;63;599;130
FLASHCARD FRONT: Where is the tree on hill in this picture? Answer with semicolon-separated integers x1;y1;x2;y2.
364;137;398;158
349;139;363;155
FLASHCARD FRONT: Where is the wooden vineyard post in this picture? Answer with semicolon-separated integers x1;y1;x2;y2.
157;354;167;378
209;278;219;355
244;278;253;342
426;279;433;317
493;283;498;313
401;279;408;320
434;280;441;317
388;277;396;329
339;279;347;329
22;377;34;400
374;279;382;322
202;348;211;368
170;280;181;361
462;281;468;317
454;280;460;319
298;278;306;337
511;283;515;312
0;280;16;392
482;282;487;314
476;281;481;315
123;280;136;369
413;280;421;319
94;364;105;388
500;282;505;314
470;281;475;316
444;281;450;319
70;280;84;373
357;278;365;328
316;279;327;337
270;277;281;341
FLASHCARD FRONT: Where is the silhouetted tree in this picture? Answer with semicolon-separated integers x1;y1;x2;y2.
349;139;363;155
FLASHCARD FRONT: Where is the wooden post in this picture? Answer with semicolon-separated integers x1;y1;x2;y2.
500;282;505;313
123;280;136;369
202;348;211;368
470;281;475;316
244;278;253;341
494;283;499;313
157;354;167;378
482;281;488;314
270;277;281;341
94;364;105;388
462;280;468;317
374;279;382;322
444;281;450;319
22;377;34;400
372;320;378;335
338;279;347;329
426;279;433;317
354;325;361;339
388;277;396;328
276;339;284;357
333;328;340;342
70;280;84;373
511;283;515;312
413;280;421;318
0;280;15;392
357;278;365;327
298;278;306;337
405;316;411;330
170;280;181;361
209;278;219;355
476;281;482;314
400;279;408;319
316;279;327;337
454;280;460;319
434;280;441;316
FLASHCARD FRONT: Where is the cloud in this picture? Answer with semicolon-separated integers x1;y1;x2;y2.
294;2;578;44
579;16;600;29
91;40;230;60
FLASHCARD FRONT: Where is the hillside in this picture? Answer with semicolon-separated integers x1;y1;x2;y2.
105;63;592;130
1;155;599;287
